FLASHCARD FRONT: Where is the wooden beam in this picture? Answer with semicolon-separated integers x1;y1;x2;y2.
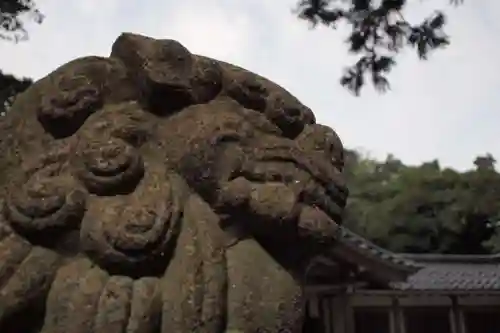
305;282;367;296
350;294;393;307
350;289;500;297
351;294;453;307
457;296;500;306
398;295;452;307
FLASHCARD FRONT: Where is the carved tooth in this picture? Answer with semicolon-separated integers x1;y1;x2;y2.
0;234;32;292
217;176;252;209
41;258;108;333
297;205;340;243
94;275;133;333
248;182;298;221
126;277;161;333
0;246;60;324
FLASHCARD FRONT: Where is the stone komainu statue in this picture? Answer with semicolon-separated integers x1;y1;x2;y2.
0;33;348;333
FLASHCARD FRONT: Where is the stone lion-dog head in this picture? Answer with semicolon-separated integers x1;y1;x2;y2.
0;33;347;332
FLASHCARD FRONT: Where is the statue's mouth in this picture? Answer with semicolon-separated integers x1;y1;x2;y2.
254;145;345;209
220;145;347;242
238;158;345;222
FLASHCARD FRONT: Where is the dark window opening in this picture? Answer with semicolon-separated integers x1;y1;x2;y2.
464;308;500;333
354;307;390;333
405;307;451;333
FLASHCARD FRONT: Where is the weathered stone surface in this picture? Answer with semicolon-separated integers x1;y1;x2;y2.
0;33;348;333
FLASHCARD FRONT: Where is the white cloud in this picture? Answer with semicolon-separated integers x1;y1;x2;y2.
158;1;254;63
0;0;499;170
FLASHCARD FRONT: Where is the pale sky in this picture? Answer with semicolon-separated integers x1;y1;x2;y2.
1;0;498;171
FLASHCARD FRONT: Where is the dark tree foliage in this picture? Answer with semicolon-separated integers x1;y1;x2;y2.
344;150;500;254
1;0;43;42
295;0;464;95
0;1;40;113
0;70;32;113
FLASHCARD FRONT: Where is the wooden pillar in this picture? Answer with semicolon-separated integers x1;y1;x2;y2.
395;298;406;333
330;292;354;333
308;295;320;318
389;309;396;333
332;295;346;333
449;296;467;333
457;309;467;333
322;296;333;333
449;297;458;333
344;293;355;333
389;297;405;333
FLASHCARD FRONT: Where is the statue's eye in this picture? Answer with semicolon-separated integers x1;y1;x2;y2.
212;132;244;145
218;134;241;144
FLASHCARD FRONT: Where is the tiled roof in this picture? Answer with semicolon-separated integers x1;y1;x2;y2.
391;254;500;291
337;226;421;272
326;226;500;291
336;226;500;291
